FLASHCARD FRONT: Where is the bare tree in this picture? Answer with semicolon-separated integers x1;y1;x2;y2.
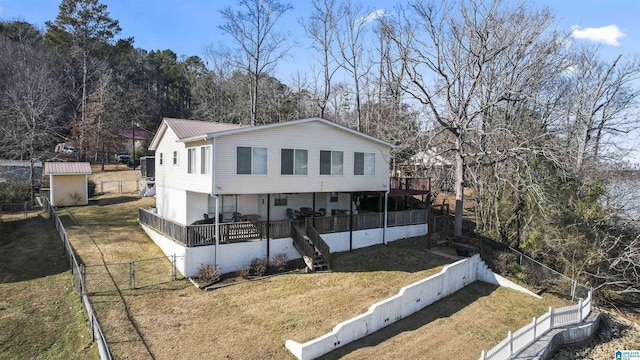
562;46;640;175
218;0;294;126
384;0;566;235
332;0;374;132
301;0;339;119
0;36;64;197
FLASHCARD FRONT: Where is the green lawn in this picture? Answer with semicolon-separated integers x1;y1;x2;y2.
0;213;97;360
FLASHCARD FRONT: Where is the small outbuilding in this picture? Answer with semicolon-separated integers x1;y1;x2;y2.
44;162;92;206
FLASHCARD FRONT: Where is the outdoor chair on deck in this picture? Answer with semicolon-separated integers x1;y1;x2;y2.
286;208;297;220
203;213;214;224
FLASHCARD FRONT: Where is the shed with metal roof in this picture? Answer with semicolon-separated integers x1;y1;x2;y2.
44;162;92;206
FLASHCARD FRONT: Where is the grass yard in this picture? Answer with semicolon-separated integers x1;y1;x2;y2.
55;166;572;359
0;213;97;360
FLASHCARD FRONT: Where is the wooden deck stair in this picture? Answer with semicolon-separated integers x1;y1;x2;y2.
293;224;330;272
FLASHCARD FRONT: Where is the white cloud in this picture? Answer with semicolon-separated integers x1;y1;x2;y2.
571;24;626;46
355;9;387;27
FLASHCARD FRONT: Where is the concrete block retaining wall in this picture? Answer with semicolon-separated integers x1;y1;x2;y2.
285;255;534;360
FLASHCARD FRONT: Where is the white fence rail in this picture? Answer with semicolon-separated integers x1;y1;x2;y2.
480;291;592;360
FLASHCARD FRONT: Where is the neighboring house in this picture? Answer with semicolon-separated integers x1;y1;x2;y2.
44;162;92;206
140;117;431;276
118;129;151;155
0;160;43;187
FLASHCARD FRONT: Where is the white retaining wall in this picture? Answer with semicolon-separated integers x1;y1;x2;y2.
140;223;428;277
285;255;536;360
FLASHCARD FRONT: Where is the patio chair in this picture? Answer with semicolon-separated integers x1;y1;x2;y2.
203;213;214;224
318;208;327;216
286;208;297;220
232;212;242;222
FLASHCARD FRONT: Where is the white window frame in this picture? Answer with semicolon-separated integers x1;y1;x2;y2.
201;146;211;174
172;151;178;165
187;148;196;174
236;146;267;175
320;150;343;175
354;152;375;176
281;148;308;175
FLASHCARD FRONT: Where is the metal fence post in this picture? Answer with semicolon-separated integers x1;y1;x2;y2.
172;255;176;281
130;261;135;289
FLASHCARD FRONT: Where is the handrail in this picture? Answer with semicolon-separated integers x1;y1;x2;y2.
306;222;331;268
291;223;314;271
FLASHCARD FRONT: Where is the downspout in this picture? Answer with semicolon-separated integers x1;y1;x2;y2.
211;137;219;267
267;194;270;266
349;192;353;252
383;175;390;245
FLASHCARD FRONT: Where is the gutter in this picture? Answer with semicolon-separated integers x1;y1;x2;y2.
383;174;390;245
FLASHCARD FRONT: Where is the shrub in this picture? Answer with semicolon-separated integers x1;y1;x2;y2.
272;253;289;272
196;264;221;284
250;257;268;276
236;266;250;278
87;179;96;198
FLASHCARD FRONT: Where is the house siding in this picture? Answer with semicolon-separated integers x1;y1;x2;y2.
155;127;211;195
214;121;391;195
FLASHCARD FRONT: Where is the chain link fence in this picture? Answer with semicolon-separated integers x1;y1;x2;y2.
95;180;144;194
84;255;183;295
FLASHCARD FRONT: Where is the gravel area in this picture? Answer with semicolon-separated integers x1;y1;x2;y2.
553;309;640;359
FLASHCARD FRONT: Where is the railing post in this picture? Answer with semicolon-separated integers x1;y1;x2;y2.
549;307;554;328
571;280;577;302
533;317;537;340
480;350;486;360
579;299;583;321
508;331;513;356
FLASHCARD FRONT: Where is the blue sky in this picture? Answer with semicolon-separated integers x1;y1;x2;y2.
1;0;639;161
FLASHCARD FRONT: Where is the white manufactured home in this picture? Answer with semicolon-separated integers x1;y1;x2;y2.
139;117;431;276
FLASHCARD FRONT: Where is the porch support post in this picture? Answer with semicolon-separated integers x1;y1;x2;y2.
267;193;270;266
312;192;316;227
349;192;353;252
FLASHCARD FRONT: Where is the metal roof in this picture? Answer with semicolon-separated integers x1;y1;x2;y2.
165;118;244;140
44;162;92;175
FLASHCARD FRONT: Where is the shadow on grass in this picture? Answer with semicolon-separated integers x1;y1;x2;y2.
330;239;452;273
90;196;140;206
318;282;500;360
0;214;69;283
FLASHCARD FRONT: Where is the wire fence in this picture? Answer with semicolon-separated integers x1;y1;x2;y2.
84;255;183;295
95;180;144;194
42;196;112;360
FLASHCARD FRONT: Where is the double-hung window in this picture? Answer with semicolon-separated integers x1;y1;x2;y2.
281;149;308;175
159;153;164;165
320;150;343;175
237;146;267;175
354;152;375;175
187;148;196;174
172;151;178;165
201;146;211;174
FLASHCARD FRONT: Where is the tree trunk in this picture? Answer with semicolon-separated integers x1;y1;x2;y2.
454;141;464;236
